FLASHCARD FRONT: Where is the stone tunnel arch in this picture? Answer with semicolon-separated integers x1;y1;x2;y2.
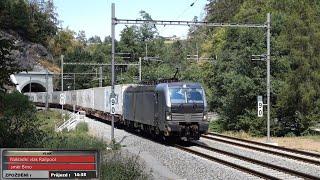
21;81;46;93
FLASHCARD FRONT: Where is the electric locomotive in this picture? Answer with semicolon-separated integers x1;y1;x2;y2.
123;82;209;140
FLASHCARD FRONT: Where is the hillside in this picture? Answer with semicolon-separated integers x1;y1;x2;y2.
1;30;58;71
190;0;320;136
0;0;59;91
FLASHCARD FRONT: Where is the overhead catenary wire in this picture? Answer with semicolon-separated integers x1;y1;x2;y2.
176;0;199;20
158;0;200;37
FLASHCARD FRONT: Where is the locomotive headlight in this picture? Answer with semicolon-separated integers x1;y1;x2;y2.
166;112;172;120
203;113;208;121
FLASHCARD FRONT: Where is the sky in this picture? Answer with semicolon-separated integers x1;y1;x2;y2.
53;0;208;40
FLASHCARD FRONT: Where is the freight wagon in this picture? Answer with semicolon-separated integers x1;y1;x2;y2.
26;82;209;141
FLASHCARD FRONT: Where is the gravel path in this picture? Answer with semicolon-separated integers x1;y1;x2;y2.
80;116;258;180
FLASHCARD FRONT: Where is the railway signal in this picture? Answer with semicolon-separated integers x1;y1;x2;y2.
59;93;66;105
257;96;263;117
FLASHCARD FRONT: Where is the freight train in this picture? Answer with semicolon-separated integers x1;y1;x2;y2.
26;82;209;141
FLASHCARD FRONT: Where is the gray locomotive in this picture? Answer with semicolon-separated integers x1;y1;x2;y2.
26;82;209;141
123;82;209;140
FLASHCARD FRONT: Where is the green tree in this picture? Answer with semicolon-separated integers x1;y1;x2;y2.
205;0;245;22
47;28;77;57
193;0;320;136
272;0;320;135
0;92;44;147
0;36;21;93
104;36;112;44
138;10;158;41
76;30;87;45
88;36;102;44
118;26;141;59
0;0;58;45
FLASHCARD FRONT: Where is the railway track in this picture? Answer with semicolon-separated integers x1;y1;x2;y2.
51;106;320;179
202;132;320;166
175;142;320;179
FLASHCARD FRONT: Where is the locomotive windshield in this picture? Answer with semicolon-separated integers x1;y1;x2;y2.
169;88;204;104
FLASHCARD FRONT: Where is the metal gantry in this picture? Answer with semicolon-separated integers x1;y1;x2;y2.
111;3;116;141
61;55;65;121
111;3;272;142
266;13;271;142
63;62;139;66
62;61;141;88
114;19;267;28
45;69;49;110
187;55;216;63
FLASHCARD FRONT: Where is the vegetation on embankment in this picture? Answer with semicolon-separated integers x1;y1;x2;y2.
38;104;150;179
0;92;150;179
0;91;43;147
101;151;150;180
209;119;320;152
219;130;320;153
254;135;320;153
199;0;320;138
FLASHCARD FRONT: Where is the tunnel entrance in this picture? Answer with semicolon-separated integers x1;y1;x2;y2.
21;83;46;93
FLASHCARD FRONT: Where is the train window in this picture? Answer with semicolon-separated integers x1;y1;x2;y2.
169;88;186;103
169;88;204;104
187;89;204;103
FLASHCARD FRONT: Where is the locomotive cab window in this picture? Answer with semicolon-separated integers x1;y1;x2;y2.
169;88;204;104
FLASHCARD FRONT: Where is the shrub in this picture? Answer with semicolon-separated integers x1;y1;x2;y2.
101;151;150;180
0;92;44;147
209;120;224;133
108;140;123;150
42;131;107;150
284;132;296;137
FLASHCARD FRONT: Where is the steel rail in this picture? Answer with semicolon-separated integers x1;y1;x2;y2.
203;133;320;165
176;143;319;180
31;104;319;179
174;144;279;180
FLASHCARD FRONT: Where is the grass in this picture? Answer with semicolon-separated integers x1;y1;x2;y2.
75;122;89;132
37;109;151;179
37;109;107;150
37;109;65;131
101;151;151;180
252;136;320;153
221;131;253;139
216;131;320;153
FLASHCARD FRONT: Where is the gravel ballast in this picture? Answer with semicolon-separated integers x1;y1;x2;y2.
80;116;258;180
200;137;320;178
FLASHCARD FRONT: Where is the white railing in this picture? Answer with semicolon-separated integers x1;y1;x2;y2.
56;111;86;132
